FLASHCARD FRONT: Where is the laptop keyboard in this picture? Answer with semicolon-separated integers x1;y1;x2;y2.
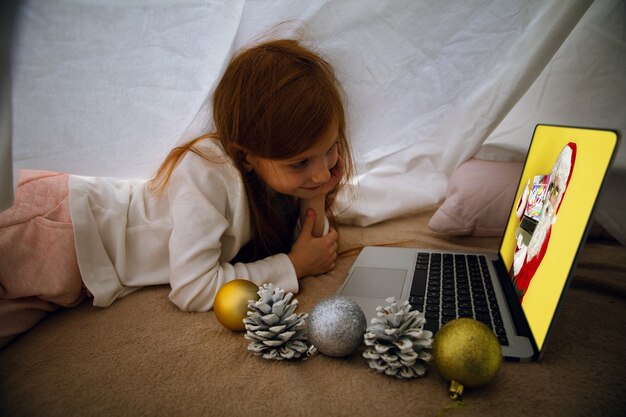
409;252;509;346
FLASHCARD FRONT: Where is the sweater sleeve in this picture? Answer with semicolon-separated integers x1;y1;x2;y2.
166;150;299;312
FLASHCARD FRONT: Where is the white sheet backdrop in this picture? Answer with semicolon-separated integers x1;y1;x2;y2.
4;0;625;242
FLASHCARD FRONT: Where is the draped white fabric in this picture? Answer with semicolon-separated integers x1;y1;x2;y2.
11;0;245;180
5;0;625;240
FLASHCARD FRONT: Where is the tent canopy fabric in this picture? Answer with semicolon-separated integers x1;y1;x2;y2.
4;0;625;241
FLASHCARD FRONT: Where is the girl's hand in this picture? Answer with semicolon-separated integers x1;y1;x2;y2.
288;209;338;278
320;154;344;196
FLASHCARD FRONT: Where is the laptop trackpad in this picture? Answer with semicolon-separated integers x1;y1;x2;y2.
342;267;407;299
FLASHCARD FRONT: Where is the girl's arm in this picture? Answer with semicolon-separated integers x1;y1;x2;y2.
165;147;299;312
167;190;299;312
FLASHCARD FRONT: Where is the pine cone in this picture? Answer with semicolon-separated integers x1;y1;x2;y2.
244;283;309;361
363;297;433;378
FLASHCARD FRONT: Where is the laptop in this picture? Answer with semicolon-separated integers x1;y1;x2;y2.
337;124;620;361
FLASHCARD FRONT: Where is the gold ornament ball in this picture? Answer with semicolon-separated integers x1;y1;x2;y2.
214;279;260;332
432;318;502;395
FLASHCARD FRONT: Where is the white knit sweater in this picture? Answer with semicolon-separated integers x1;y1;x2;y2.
68;139;298;311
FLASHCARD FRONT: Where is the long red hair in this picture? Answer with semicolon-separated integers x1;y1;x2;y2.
152;38;353;260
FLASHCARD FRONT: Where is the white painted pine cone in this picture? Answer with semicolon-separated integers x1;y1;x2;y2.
244;283;309;361
363;297;433;378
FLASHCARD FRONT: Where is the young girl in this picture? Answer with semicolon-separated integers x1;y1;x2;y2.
0;38;353;347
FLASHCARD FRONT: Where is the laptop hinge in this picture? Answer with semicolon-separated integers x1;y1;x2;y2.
493;257;538;357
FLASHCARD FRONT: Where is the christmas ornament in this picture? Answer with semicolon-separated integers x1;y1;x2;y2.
308;296;367;357
214;279;260;332
363;297;433;378
432;318;502;399
244;283;309;360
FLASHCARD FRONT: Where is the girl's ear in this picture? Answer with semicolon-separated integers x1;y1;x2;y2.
241;151;254;172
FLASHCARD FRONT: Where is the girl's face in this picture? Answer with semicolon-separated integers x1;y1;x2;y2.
245;119;340;199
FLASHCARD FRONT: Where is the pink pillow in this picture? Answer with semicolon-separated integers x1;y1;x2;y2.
428;158;523;237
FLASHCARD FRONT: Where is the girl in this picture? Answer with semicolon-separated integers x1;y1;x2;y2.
0;38;353;347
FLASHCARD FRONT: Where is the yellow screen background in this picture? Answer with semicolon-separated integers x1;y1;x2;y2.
500;125;617;350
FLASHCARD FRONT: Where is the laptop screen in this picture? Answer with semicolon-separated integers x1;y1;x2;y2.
499;125;618;351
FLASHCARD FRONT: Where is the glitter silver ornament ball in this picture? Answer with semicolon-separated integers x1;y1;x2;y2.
308;296;367;357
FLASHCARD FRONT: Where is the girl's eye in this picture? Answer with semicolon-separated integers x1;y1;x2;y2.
290;159;309;169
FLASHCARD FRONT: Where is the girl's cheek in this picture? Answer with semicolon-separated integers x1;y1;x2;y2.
287;172;306;189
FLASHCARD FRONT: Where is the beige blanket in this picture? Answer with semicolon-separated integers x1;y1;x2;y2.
1;209;625;416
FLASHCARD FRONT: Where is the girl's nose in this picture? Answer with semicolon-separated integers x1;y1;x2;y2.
311;160;331;184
